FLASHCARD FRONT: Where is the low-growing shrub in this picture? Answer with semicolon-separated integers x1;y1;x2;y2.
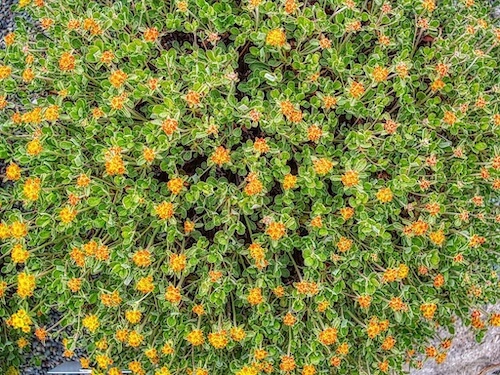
1;0;500;374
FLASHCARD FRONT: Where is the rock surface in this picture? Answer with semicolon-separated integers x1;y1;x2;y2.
410;304;500;375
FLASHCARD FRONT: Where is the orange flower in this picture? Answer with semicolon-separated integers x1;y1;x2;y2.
313;158;333;175
185;90;201;106
372;66;389;82
192;304;205;316
443;111;457;125
307;125;323;142
349;81;365;98
280;356;296;372
210;146;231;166
431;79;445;92
109;70;128;88
336;237;353;252
318;327;338;345
381;336;396;350
165;285;181;304
341;170;359;187
59;52;76;71
144;27;159;42
422;0;436;12
266;222;286;240
167;177;184;194
357;295;371;309
253;138;270;153
101;50;115;64
244;173;264;196
169;253;187;272
67;278;82;292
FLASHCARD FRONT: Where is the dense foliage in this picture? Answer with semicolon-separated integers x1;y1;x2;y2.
1;0;500;374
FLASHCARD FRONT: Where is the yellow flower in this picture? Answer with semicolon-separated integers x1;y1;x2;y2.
165;285;181;304
0;65;12;80
266;29;286;47
104;148;126;175
82;314;100;333
4;33;15;46
59;207;77;224
208;330;229;349
429;230;445;246
26;139;43;156
192;304;205;316
8;309;32;333
186;329;204;346
169;253;187;272
22;68;35;82
280;355;296;372
376;187;393;203
155;201;174;219
5;162;21;181
313;158;333;175
283;174;297;190
127;330;144;347
230;326;246;341
136;276;154;293
132;249;152;267
247;287;264;305
11;244;29;264
125;310;142;324
143;147;156;162
283;312;296;326
22;177;41;201
336;236;353;252
76;173;91;187
420;303;437;319
67;278;82;292
10;221;28;238
17;272;36;298
236;366;258;375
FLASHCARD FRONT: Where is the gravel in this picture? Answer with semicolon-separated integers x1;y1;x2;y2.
19;310;86;375
0;0;18;48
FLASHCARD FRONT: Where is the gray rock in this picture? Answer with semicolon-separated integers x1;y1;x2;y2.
409;303;500;375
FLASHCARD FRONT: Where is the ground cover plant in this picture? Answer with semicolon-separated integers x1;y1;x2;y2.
1;0;500;374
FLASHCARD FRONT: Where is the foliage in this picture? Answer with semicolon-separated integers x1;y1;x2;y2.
1;0;500;374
